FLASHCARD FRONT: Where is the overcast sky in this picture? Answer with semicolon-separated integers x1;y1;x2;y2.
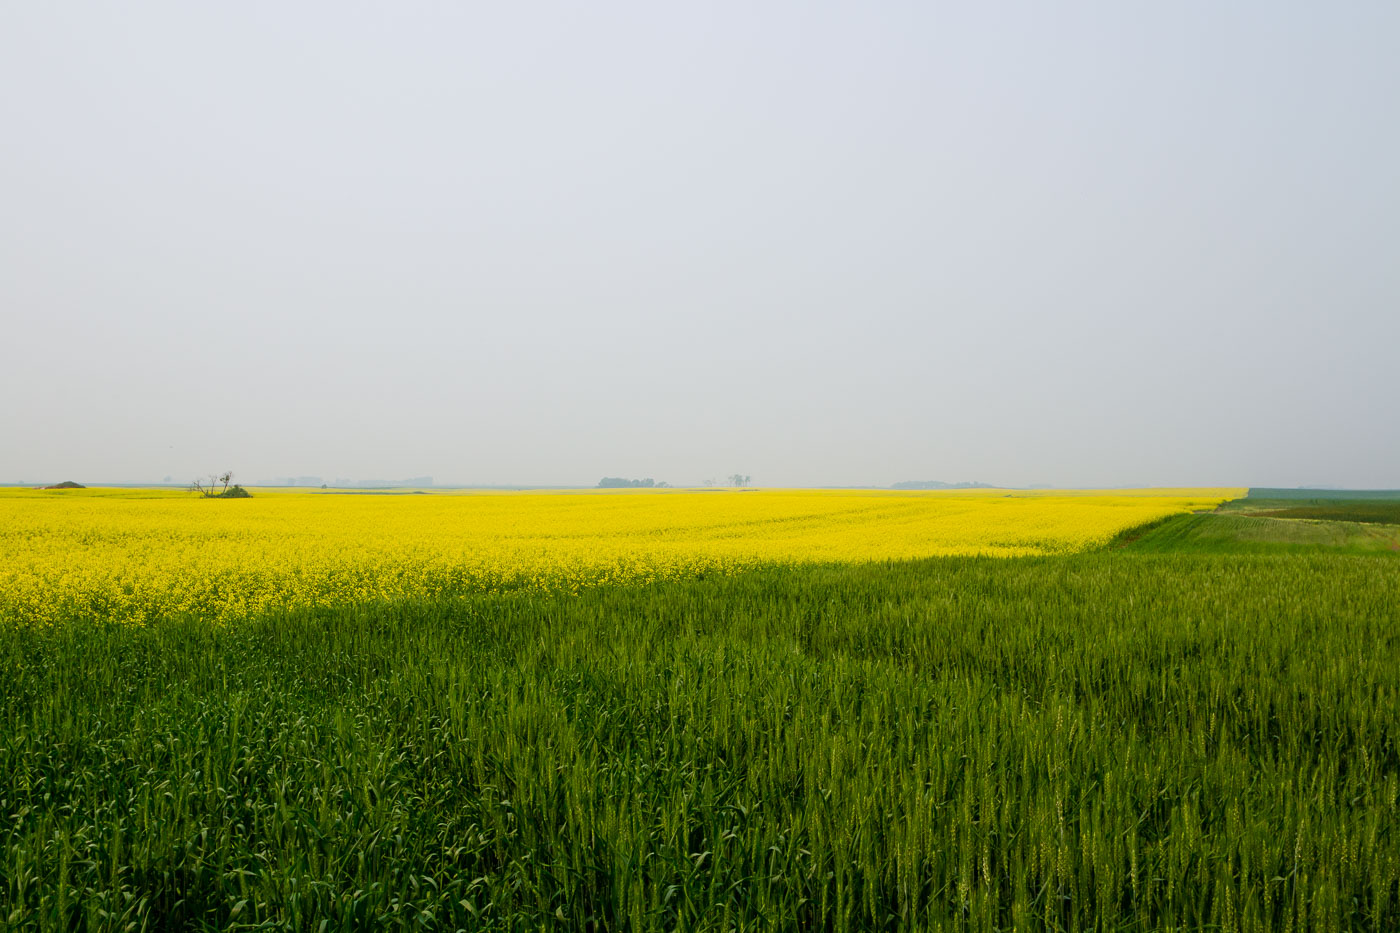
3;3;1397;488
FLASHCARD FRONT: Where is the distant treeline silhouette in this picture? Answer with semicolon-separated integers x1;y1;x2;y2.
598;477;669;488
891;480;995;490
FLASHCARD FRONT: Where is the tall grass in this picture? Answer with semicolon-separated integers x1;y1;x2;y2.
2;553;1398;930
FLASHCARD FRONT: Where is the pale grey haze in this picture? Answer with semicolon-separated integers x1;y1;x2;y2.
3;3;1397;489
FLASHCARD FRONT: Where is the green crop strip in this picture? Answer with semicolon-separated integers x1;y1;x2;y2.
2;552;1397;930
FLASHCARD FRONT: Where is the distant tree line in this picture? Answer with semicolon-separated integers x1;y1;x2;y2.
891;480;994;490
598;477;670;488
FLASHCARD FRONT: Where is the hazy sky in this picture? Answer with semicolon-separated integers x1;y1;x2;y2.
3;3;1398;488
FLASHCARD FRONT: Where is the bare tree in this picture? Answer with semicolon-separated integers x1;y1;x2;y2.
190;471;235;498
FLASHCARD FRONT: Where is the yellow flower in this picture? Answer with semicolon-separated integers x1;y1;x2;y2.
0;487;1241;627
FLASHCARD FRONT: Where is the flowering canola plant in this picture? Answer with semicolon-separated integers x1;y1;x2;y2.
1;487;1240;627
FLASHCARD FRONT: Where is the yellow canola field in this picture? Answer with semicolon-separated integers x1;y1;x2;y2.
1;487;1240;627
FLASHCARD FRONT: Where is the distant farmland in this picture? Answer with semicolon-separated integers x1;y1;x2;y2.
2;487;1397;931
